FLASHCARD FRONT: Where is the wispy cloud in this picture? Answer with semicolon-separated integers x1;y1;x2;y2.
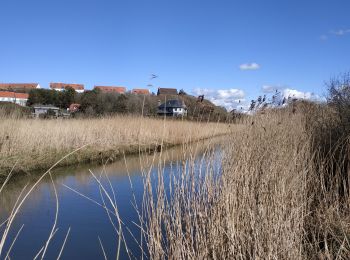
330;29;350;36
321;28;350;40
320;34;328;41
262;85;278;93
239;63;260;71
192;88;245;111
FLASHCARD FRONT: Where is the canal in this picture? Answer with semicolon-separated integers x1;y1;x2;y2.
0;139;224;259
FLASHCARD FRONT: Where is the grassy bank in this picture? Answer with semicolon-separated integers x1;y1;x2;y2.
143;102;350;259
0;116;233;177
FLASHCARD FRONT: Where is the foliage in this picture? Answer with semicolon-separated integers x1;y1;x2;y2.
27;88;230;121
27;88;77;108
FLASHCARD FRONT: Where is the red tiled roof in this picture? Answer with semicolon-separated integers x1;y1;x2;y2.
132;89;150;95
50;83;84;91
94;86;126;93
0;83;39;90
0;91;29;99
69;103;81;112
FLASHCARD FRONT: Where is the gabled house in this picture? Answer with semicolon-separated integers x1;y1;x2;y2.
0;83;40;93
157;99;187;117
94;86;126;94
50;83;85;93
157;88;178;96
0;91;29;106
131;88;150;95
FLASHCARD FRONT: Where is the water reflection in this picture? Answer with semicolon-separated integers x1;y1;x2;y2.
0;138;223;259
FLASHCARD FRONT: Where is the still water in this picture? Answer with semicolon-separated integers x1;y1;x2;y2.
0;139;223;259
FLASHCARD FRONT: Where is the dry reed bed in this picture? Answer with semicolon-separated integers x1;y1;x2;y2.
0;116;233;175
142;107;350;259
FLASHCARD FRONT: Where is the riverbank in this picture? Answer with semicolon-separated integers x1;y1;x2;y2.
0;116;234;178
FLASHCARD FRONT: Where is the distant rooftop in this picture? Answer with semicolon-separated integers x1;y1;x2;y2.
0;83;39;91
158;99;186;109
0;91;29;99
94;86;126;93
33;104;59;109
157;88;178;95
132;88;150;95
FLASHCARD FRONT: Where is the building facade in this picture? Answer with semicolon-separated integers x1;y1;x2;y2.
0;91;29;106
157;99;187;117
33;105;60;117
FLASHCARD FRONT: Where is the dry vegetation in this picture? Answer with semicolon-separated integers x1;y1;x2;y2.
0;115;232;176
142;102;350;259
1;100;350;259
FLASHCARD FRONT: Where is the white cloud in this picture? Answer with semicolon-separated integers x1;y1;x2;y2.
261;85;323;101
239;63;260;70
192;88;246;111
281;88;320;100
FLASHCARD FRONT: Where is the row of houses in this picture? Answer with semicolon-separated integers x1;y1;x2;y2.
0;83;150;94
0;82;180;108
0;82;180;95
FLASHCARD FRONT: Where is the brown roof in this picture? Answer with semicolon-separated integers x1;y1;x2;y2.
0;91;29;99
131;88;150;95
94;86;126;93
157;88;178;95
50;83;84;91
0;83;39;91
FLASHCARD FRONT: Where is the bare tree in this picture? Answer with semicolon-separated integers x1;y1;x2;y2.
327;71;350;129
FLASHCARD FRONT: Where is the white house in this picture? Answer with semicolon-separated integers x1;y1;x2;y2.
157;99;187;117
0;91;29;106
50;83;85;93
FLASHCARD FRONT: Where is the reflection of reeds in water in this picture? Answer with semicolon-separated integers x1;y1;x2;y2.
0;118;228;259
0;137;220;216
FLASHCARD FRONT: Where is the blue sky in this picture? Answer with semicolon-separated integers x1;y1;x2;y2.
1;0;349;110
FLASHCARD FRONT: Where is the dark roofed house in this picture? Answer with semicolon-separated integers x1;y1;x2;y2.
0;83;40;93
94;86;126;94
50;83;84;93
157;99;187;117
157;88;178;96
132;88;150;95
